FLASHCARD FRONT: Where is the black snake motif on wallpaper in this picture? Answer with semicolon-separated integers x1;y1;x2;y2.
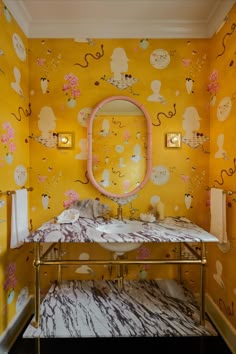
152;103;177;126
74;44;104;68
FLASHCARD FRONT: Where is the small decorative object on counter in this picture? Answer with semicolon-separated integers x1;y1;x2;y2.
140;213;156;222
157;201;165;220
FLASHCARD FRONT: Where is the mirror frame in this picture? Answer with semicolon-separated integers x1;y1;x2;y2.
87;95;152;200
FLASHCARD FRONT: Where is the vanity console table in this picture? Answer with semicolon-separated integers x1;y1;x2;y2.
24;216;218;333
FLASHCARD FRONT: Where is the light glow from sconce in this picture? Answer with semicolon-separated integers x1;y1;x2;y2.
57;132;74;149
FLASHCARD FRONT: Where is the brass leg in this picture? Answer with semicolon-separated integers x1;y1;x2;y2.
117;254;124;289
35;336;40;354
57;240;62;284
200;242;206;325
118;263;124;288
178;242;182;284
32;243;40;328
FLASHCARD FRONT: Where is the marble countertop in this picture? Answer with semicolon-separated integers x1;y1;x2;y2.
24;216;218;243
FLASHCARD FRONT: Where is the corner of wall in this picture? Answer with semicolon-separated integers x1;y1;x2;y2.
206;293;236;354
0;295;34;353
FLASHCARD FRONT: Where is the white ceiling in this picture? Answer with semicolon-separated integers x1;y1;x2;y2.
3;0;236;39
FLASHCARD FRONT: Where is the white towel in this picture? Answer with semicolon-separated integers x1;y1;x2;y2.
210;188;227;243
10;189;29;248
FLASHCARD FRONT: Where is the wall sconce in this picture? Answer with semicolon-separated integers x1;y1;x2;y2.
57;132;74;149
166;132;182;148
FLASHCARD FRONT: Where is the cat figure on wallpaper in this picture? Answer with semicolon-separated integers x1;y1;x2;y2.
99;119;110;137
131;144;142;162
100;169;110;188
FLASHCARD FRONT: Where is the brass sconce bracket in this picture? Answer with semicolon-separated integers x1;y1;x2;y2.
166;132;182;148
57;132;74;149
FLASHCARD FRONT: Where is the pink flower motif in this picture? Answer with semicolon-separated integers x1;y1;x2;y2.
207;69;219;95
62;73;81;100
123;130;131;142
8;141;16;153
4;263;17;291
37;57;46;66
182;58;191;67
1;122;15;157
136;245;151;260
181;174;190;183
209;69;218;82
63;190;79;208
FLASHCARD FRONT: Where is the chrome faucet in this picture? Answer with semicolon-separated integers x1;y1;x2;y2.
117;205;123;221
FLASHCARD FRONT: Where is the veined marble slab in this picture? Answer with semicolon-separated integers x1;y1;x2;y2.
23;280;217;338
24;216;218;243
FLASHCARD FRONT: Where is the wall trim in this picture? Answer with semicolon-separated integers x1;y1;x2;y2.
206;293;236;354
0;295;34;354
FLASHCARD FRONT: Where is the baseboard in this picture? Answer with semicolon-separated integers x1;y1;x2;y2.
206;293;236;354
0;295;34;354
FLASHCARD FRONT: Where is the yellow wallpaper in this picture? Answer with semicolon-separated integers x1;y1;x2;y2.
28;37;210;228
27;36;212;310
0;0;236;336
0;1;34;334
207;6;236;330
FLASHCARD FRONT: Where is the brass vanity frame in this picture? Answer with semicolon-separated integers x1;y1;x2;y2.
32;240;207;328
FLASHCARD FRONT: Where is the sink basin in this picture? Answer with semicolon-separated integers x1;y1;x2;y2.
96;222;144;234
96;221;144;254
98;242;142;254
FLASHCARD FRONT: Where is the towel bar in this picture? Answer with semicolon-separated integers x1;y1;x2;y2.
0;187;33;196
206;187;236;195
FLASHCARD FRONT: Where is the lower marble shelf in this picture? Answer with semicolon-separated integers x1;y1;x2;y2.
23;279;217;338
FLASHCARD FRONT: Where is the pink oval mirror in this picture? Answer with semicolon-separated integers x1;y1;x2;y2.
87;96;152;200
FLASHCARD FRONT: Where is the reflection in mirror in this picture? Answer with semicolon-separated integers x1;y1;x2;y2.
87;96;152;201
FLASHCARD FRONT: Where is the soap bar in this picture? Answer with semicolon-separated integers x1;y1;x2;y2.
157;201;165;220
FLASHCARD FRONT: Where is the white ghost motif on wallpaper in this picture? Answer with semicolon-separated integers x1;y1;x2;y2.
184;193;193;209
185;78;194;94
11;67;23;96
217;96;232;121
12;33;26;61
40;77;49;94
213;260;225;288
42;194;50;209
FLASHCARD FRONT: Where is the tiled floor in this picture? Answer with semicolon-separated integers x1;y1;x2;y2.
9;279;233;353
